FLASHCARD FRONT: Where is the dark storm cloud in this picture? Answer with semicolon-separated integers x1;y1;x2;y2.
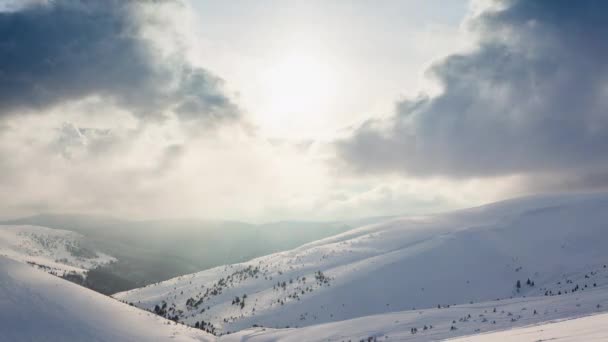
338;0;608;181
0;0;239;122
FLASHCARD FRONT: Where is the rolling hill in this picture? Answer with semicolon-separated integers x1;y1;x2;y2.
219;279;608;341
115;192;608;337
0;224;114;277
450;311;608;342
0;255;213;342
2;215;359;293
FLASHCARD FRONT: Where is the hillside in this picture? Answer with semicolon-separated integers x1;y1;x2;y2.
115;192;608;336
219;280;608;341
3;215;358;293
0;225;114;277
450;312;608;342
3;219;607;342
0;255;213;342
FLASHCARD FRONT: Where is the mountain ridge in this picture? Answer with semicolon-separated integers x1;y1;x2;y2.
115;192;608;336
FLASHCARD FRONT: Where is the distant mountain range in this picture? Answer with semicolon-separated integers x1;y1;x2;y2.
5;193;608;341
1;214;381;293
115;192;608;338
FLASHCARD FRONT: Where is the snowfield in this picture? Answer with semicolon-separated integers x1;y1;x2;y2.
0;255;214;342
449;312;608;342
115;192;608;338
3;251;608;342
219;283;608;341
0;225;115;276
4;193;608;341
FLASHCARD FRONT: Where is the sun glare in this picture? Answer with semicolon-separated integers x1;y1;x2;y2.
259;53;339;139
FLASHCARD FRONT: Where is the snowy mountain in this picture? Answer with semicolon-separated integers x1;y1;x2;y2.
0;255;214;342
0;225;114;277
115;192;608;336
3;215;359;293
4;242;607;342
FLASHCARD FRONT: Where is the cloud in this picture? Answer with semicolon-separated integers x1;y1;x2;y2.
0;0;257;220
0;0;239;123
337;0;608;187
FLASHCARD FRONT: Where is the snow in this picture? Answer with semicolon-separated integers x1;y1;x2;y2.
218;283;608;341
449;312;608;342
0;224;115;276
5;245;601;342
0;255;214;342
3;193;608;341
114;192;608;337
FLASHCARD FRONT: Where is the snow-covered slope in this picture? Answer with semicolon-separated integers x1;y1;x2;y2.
450;312;608;342
220;281;608;341
0;256;213;342
4;250;606;342
114;192;608;336
0;225;115;276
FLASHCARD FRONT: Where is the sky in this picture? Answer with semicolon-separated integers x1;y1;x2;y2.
0;0;606;222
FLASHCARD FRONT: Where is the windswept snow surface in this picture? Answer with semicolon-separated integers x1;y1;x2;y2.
0;256;213;342
0;225;115;276
115;192;608;336
449;312;608;342
220;284;608;341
